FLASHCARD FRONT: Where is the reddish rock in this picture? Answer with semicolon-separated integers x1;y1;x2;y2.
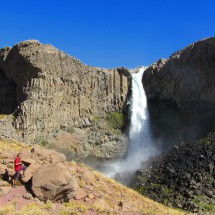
73;189;87;200
32;162;75;202
31;145;66;164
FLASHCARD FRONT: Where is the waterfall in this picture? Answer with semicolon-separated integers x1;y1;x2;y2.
105;67;158;177
129;67;149;143
126;67;158;169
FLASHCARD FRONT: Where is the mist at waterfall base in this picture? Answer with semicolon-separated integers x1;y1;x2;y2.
104;67;159;178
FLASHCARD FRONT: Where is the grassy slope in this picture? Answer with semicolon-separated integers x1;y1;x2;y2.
0;139;189;215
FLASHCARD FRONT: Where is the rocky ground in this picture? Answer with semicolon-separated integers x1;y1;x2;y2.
0;113;128;167
0;138;187;215
49;114;128;163
130;131;215;214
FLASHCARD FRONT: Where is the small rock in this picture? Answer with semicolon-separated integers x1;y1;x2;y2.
205;190;214;197
23;193;33;200
209;163;214;173
13;193;20;198
74;190;87;200
177;203;183;208
118;201;123;208
84;197;90;202
87;193;94;199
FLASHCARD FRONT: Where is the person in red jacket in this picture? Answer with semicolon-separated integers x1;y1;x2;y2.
12;153;27;187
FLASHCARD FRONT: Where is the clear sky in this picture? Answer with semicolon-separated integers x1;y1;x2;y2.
1;0;215;68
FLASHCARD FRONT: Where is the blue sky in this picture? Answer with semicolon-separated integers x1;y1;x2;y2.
1;0;215;68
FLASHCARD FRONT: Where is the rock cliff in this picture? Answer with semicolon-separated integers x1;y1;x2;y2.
0;40;129;145
143;37;215;148
143;37;215;109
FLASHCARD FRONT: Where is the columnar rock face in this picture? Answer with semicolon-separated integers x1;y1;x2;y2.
143;37;215;147
0;40;129;143
143;37;215;110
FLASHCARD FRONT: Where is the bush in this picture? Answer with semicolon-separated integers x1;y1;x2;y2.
105;112;124;129
60;125;75;134
91;115;100;124
39;140;49;147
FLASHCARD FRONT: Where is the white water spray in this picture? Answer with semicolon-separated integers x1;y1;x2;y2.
105;67;158;177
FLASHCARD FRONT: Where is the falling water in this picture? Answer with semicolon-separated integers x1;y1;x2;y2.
129;67;150;143
105;67;158;177
126;67;158;168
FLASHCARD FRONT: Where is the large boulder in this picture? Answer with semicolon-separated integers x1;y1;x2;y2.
32;162;75;202
20;145;66;182
21;160;40;183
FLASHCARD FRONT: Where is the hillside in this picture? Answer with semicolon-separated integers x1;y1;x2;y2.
131;131;215;214
0;138;188;215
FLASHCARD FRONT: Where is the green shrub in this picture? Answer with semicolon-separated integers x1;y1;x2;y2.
203;204;215;212
66;127;75;134
90;115;100;125
39;140;49;147
11;115;16;122
60;125;75;134
105;112;124;129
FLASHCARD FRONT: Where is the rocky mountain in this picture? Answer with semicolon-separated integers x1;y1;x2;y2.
143;37;215;149
0;40;130;161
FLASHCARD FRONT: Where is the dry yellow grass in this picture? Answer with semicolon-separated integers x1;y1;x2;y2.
91;170;190;215
0;203;50;215
0;114;6;120
0;140;30;152
59;161;191;215
0;201;189;215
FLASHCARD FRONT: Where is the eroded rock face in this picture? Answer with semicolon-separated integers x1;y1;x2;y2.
143;37;215;148
51;127;128;162
0;40;129;144
143;37;215;110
